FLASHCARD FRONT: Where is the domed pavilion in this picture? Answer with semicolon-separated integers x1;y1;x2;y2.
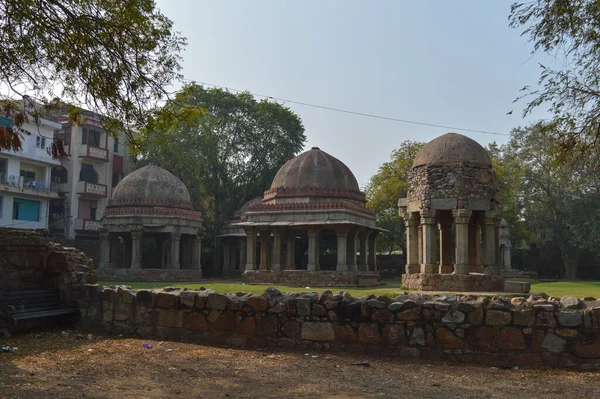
229;147;382;286
97;164;203;281
398;133;510;292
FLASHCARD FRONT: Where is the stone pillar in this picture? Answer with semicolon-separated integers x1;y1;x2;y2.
503;244;512;269
405;212;420;274
259;230;271;270
417;225;423;265
468;217;482;273
170;231;181;270
192;235;202;270
239;241;246;270
483;211;500;275
223;243;231;272
272;229;283;271
453;209;472;275
285;234;295;270
336;228;348;272
367;231;378;272
346;230;357;272
99;230;110;269
245;228;257;271
438;216;453;274
130;229;143;270
495;217;501;269
357;230;368;272
420;209;437;273
307;229;320;271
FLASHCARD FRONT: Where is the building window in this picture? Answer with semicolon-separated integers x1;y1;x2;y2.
51;165;68;183
13;198;40;221
113;137;119;153
112;172;120;188
36;136;46;149
54;127;71;146
79;163;98;184
20;169;36;180
82;127;101;147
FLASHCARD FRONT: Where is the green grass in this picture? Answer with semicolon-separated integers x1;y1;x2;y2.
98;278;408;298
98;278;600;299
508;278;600;298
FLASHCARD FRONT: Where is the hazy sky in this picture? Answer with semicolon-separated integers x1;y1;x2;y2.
155;0;548;187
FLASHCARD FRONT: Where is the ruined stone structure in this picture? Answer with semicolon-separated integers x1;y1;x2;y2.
98;165;203;281
229;147;382;286
74;283;600;370
398;133;519;292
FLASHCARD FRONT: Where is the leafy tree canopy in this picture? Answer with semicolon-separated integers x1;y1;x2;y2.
0;0;186;156
365;141;424;254
138;84;306;241
510;0;600;162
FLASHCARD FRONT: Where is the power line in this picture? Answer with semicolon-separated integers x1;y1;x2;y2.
183;78;511;137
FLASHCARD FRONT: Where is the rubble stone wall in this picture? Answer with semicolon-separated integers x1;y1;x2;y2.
74;284;600;370
97;268;203;282
0;228;97;299
243;270;380;287
402;273;504;292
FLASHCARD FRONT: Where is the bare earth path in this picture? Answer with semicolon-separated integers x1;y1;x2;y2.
0;331;598;398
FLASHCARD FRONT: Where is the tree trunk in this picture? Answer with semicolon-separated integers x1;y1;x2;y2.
558;241;578;280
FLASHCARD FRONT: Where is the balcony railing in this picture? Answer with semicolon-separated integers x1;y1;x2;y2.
76;180;107;197
75;218;102;231
79;144;108;161
0;173;53;192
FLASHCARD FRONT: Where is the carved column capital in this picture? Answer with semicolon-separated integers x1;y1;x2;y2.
452;209;472;224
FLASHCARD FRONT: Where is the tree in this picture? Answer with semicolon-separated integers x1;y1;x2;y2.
504;123;600;278
510;1;600;162
138;84;306;240
365;141;424;254
0;0;186;156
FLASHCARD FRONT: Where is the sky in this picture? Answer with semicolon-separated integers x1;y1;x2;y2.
155;0;549;188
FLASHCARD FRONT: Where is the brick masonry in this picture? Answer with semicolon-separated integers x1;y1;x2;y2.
97;268;203;282
243;270;381;287
402;273;505;292
73;285;600;370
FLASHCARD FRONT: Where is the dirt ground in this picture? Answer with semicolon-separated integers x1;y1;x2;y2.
0;330;599;399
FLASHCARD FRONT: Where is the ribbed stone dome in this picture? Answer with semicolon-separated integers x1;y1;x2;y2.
109;164;192;209
413;133;492;168
270;147;360;192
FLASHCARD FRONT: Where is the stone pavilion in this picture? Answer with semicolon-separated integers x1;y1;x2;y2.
229;147;382;287
97;164;203;281
398;133;521;292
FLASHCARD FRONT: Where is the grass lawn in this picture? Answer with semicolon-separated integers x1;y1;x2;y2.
98;278;407;298
98;278;600;299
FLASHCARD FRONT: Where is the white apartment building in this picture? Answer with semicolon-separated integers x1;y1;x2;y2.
49;113;132;240
0;116;62;229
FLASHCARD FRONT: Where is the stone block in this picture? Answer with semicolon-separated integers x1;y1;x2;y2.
358;323;380;344
210;311;238;332
574;339;600;358
372;309;394;322
136;290;154;307
436;327;464;349
180;291;197;308
183;312;208;331
301;322;335;341
156;292;177;309
441;309;465;324
397;308;421;321
383;324;405;345
158;309;183;328
366;299;386;309
536;311;557;328
268;302;285;313
498;327;525;350
238;317;256;336
558;310;582;327
541;333;566;353
560;296;582;309
409;327;425;346
555;328;577;338
486;310;511;326
297;298;311;316
477;326;497;352
256;314;279;337
207;293;229;311
513;308;535;326
312;304;327;316
247;295;268;311
282;320;302;338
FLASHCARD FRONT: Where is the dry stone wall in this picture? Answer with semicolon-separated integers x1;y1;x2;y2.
74;284;600;370
0;228;97;297
243;270;380;287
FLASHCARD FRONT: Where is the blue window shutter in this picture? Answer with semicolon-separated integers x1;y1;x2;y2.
0;116;13;129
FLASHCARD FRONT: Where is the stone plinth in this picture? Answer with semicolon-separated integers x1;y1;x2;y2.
243;270;380;287
402;273;505;292
97;268;202;282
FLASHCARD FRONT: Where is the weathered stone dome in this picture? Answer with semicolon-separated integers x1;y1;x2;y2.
265;147;363;202
413;133;492;168
108;164;193;210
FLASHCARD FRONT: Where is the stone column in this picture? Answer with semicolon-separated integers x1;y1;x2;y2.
495;217;501;269
367;231;378;272
245;228;257;270
192;235;202;270
453;209;472;274
285;234;296;270
272;229;283;271
336;228;348;272
170;231;181;270
420;209;437;273
259;230;271;270
223;243;231;272
346;229;357;272
99;230;110;269
468;217;482;273
438;216;453;274
130;229;143;270
307;229;320;271
417;225;423;265
239;241;246;270
404;212;420;274
503;244;512;269
357;230;368;272
483;211;499;275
